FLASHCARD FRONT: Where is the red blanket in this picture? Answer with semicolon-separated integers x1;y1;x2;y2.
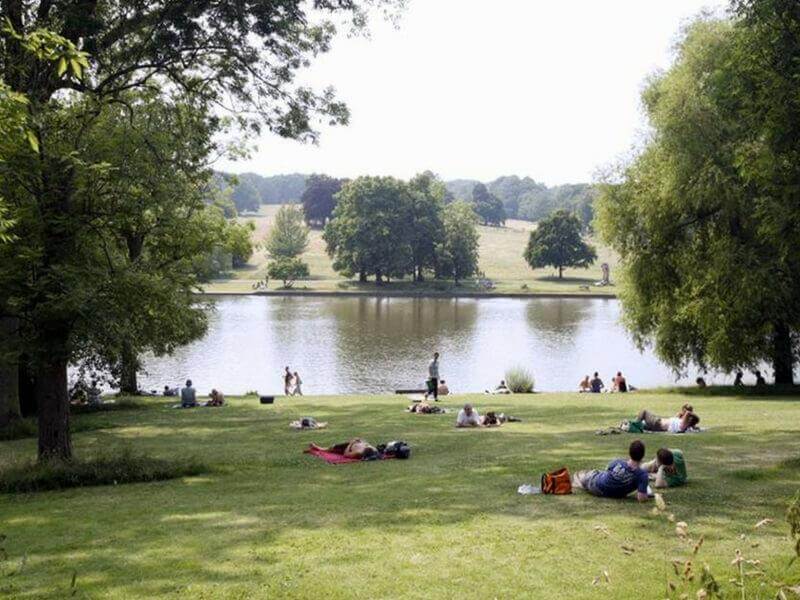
304;447;361;464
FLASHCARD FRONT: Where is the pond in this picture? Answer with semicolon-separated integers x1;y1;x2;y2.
138;295;714;396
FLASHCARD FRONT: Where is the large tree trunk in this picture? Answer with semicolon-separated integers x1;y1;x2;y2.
119;342;138;394
0;317;21;427
359;270;367;282
35;357;72;461
558;266;563;279
772;322;794;385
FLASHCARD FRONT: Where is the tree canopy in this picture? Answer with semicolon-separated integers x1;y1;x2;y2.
264;206;309;259
302;174;345;227
596;2;800;383
436;201;480;284
471;183;506;226
524;210;596;279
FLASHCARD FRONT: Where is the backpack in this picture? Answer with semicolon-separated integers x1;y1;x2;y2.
541;467;572;494
381;440;411;459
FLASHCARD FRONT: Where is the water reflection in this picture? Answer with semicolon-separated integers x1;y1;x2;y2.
139;296;688;395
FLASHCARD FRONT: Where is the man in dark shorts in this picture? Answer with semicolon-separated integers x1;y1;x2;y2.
573;440;650;502
425;352;440;401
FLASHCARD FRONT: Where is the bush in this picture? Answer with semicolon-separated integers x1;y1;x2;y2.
505;367;535;393
0;449;207;494
0;419;37;441
267;256;309;288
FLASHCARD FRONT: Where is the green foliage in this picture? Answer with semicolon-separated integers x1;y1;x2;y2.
0;450;206;494
226;221;256;268
323;176;414;282
471;182;506;226
230;180;261;213
524;210;596;278
504;367;535;393
302;174;344;227
407;171;446;281
266;257;310;288
264;206;309;259
436;201;480;284
595;9;800;382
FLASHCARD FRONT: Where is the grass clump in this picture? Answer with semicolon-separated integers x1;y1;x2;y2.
70;398;148;415
0;418;37;442
505;366;535;393
0;450;206;494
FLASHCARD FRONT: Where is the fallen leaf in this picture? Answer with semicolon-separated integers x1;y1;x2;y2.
655;494;667;511
603;570;611;583
620;544;635;555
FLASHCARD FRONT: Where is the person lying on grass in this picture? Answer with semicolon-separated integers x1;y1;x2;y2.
480;411;522;426
636;406;700;433
408;401;446;414
456;403;481;427
308;439;379;460
485;380;512;394
643;448;687;488
572;440;650;502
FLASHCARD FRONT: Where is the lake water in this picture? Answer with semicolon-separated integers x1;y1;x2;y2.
138;295;715;395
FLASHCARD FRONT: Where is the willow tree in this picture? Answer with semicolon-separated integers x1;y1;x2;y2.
596;3;800;384
0;0;404;459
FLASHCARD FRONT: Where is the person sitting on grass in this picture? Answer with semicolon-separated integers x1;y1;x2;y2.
485;380;511;394
163;385;178;397
573;440;650;502
309;439;379;460
733;371;744;386
695;376;707;388
643;448;687;488
456;403;481;427
438;379;450;396
754;370;767;386
590;372;604;393
181;379;197;408
579;375;591;392
636;407;700;433
207;389;225;407
613;372;628;392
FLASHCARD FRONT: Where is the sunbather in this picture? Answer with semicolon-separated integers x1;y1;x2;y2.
573;440;650;502
485;380;511;394
291;417;327;430
207;389;225;406
579;375;591;392
456;403;481;427
309;439;378;460
636;407;700;433
408;401;445;414
643;448;687;488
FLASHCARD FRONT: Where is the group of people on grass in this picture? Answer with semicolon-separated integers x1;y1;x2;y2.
455;403;520;427
579;371;630;393
174;380;226;408
283;367;304;396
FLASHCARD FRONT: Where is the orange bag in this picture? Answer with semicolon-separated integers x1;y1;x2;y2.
541;467;572;494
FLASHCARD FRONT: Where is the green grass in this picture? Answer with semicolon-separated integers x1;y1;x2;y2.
1;391;799;598
207;205;618;296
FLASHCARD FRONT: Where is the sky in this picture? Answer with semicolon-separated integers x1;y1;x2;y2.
219;0;728;186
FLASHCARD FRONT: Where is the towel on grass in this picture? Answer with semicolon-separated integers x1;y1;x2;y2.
290;420;328;430
303;447;394;464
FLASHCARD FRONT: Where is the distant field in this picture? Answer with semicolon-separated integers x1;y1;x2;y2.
207;205;618;296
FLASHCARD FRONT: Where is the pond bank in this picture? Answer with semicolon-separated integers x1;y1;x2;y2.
197;288;617;300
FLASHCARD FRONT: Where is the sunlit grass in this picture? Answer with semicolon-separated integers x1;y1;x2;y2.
2;391;799;598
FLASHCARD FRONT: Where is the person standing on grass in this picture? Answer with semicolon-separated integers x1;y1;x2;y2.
425;351;440;401
292;371;304;396
573;440;650;502
283;366;293;396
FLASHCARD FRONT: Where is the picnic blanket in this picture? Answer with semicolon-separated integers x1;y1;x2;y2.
595;421;708;435
304;447;396;464
290;420;328;430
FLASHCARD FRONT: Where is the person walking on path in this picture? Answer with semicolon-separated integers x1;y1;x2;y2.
426;352;440;401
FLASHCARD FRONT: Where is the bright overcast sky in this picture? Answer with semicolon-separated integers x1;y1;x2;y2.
219;0;728;185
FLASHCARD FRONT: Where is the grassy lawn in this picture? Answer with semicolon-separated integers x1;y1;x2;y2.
206;205;617;296
2;391;799;598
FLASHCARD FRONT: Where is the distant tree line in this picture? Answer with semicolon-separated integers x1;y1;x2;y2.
212;172;309;215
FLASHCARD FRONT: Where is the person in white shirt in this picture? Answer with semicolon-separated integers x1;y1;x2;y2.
456;403;481;427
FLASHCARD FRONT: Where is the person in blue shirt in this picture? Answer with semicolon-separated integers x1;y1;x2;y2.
573;440;650;502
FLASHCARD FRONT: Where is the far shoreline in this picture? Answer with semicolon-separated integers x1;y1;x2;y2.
195;288;618;300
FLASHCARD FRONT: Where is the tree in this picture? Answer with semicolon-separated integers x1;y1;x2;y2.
267;257;310;289
264;206;309;259
302;174;344;227
0;0;401;460
471;183;506;226
524;210;596;279
227;221;256;268
231;180;261;214
407;171;445;281
323;177;413;283
436;202;480;284
596;7;800;384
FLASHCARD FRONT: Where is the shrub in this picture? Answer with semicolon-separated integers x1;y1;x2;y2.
266;256;309;288
0;419;37;442
505;367;535;393
0;449;207;494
